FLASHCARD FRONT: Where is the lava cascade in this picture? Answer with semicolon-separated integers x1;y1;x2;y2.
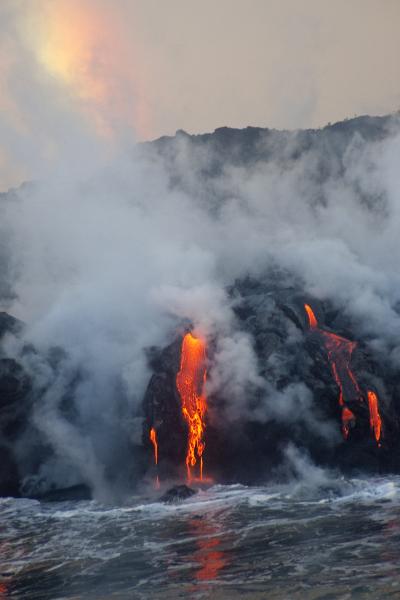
367;390;382;444
150;427;158;465
149;427;160;488
176;333;207;482
304;304;382;442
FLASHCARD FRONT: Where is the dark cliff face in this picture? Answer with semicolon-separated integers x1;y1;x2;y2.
142;273;399;484
2;274;397;496
2;115;400;496
138;114;400;484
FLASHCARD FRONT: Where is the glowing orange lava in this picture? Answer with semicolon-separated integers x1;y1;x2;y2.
367;390;382;444
149;427;160;489
341;406;356;440
176;333;207;482
150;427;158;465
305;303;360;438
305;303;318;329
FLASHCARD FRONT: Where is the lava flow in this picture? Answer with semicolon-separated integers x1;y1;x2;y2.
367;390;382;444
305;304;383;443
176;332;207;482
305;303;360;439
149;427;160;488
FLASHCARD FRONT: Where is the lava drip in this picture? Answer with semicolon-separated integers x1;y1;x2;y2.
149;427;160;488
305;304;359;438
367;390;382;444
304;303;318;329
176;332;207;482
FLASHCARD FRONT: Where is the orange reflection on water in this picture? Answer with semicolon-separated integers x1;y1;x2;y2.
189;516;228;583
0;537;11;597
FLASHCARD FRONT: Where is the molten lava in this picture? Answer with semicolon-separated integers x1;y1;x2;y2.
341;406;356;440
304;303;318;329
367;390;382;444
176;332;207;482
149;427;160;489
150;427;158;465
305;303;360;438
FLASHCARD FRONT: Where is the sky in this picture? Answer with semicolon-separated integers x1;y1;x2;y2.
1;0;399;188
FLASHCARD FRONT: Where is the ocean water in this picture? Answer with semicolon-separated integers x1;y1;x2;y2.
1;476;400;599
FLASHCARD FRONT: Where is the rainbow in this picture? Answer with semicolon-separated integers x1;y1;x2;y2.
21;0;151;139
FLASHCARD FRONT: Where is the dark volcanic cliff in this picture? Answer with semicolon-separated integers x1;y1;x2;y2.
1;114;400;497
142;273;399;485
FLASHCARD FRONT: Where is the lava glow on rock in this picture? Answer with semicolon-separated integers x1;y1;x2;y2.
367;390;382;444
150;427;158;465
176;332;207;482
304;303;382;443
149;427;160;488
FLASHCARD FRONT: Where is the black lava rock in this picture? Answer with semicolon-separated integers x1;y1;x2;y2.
159;484;197;504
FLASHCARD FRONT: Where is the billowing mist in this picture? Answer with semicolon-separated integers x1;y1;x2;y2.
1;2;400;499
1;113;400;496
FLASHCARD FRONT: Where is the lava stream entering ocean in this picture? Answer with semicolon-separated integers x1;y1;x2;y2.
150;427;158;465
304;304;382;443
149;427;160;488
367;390;382;444
176;332;207;482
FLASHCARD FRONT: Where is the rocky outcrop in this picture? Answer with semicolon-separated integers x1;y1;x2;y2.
159;484;197;504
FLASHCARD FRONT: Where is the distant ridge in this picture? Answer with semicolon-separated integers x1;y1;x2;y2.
143;113;400;184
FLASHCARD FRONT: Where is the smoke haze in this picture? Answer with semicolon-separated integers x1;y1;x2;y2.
1;115;400;494
2;1;400;190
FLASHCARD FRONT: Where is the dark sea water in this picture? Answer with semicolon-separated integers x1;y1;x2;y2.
1;476;400;599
